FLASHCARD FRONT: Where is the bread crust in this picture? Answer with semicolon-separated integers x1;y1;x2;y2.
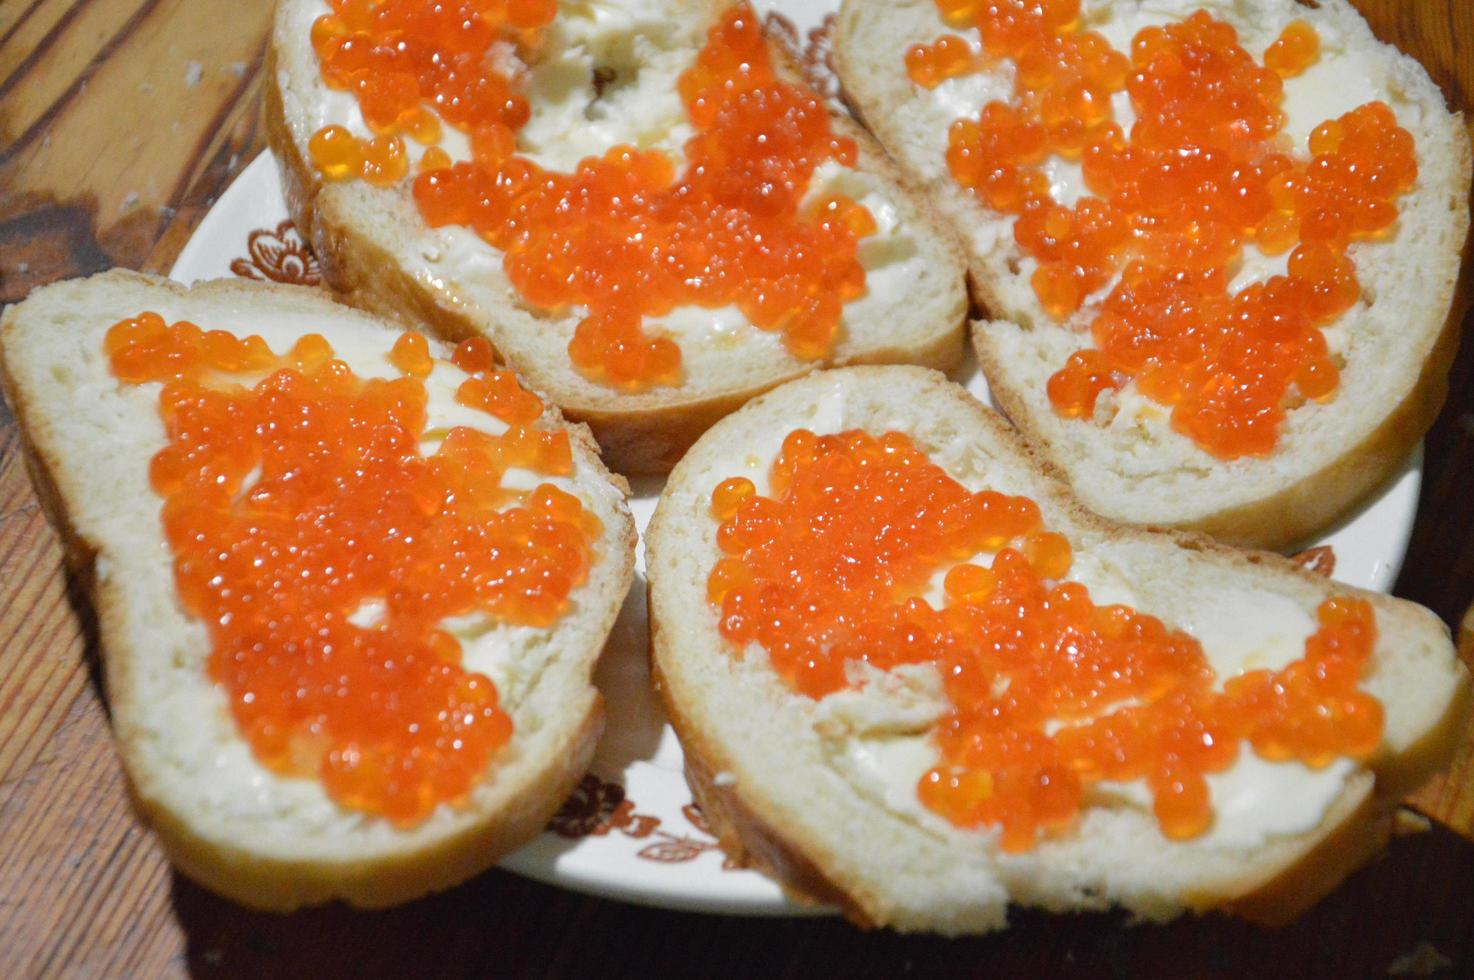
1217;786;1386;926
646;364;1470;932
648;614;872;923
833;0;1474;550
0;270;637;911
129;695;605;910
264;7;968;475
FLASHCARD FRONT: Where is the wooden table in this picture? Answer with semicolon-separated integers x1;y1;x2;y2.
2;1;1473;976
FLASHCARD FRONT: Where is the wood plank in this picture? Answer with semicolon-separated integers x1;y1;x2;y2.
0;0;101;91
0;0;273;280
0;430;91;789
0;694;176;980
0;0;266;187
0;0;151;143
140;70;268;276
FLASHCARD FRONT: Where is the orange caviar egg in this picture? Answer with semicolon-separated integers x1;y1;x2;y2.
1264;20;1319;77
105;314;601;825
925;3;1417;459
307;1;871;392
710;476;757;520
452;334;496;373
944;562;996;602
388;330;432;377
419;145;453;173
455;369;545;425
404;106;442;145
906;34;979;89
1045;348;1118;418
1021;530;1072;579
507;0;558;30
308;126;410;187
360;133;408;186
308;124;362;181
708;428;1382;848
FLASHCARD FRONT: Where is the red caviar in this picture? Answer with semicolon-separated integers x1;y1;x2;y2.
308;1;871;390
1264;20;1320;77
708;429;1381;848
106;312;601;825
910;4;1415;459
906;35;979;88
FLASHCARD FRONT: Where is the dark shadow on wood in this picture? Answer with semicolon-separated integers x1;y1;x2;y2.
58;562;106;720
160;815;1474;979
0;390;107;714
0;193;113;305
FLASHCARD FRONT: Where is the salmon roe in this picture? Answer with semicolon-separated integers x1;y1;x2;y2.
909;4;1417;459
708;429;1382;848
105;313;602;825
308;1;871;390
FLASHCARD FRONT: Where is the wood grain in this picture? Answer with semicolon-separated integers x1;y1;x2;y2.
1;1;1473;977
0;0;271;302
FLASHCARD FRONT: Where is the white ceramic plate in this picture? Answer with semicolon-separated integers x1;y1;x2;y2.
171;0;1421;914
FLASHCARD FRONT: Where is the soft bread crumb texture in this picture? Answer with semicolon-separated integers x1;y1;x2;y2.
647;365;1467;934
834;0;1472;548
0;270;636;910
268;0;968;474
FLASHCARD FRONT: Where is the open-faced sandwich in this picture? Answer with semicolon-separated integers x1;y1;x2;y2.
834;0;1471;548
267;0;969;473
0;270;635;910
647;366;1469;933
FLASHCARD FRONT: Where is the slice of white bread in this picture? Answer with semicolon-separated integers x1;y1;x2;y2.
265;0;968;475
646;365;1469;933
833;0;1472;549
0;269;636;911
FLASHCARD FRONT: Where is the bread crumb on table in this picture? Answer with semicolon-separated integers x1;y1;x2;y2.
1387;941;1452;976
